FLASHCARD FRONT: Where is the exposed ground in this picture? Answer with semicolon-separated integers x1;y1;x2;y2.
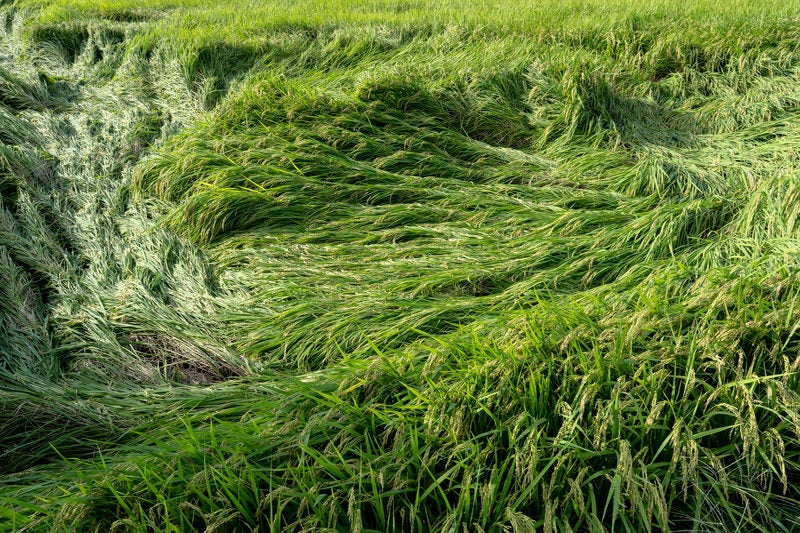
2;1;800;531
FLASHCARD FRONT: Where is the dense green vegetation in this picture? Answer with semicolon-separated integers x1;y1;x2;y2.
2;0;800;530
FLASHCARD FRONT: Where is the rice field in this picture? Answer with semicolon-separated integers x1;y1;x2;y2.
2;0;800;531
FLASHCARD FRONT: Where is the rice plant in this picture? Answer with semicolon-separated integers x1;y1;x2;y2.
2;0;800;531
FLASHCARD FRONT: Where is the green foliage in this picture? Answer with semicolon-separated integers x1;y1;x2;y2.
2;0;800;531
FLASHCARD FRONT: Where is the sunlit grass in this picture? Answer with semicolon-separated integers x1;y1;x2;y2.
1;0;800;531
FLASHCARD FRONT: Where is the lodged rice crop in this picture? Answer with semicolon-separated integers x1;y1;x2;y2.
2;0;800;531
